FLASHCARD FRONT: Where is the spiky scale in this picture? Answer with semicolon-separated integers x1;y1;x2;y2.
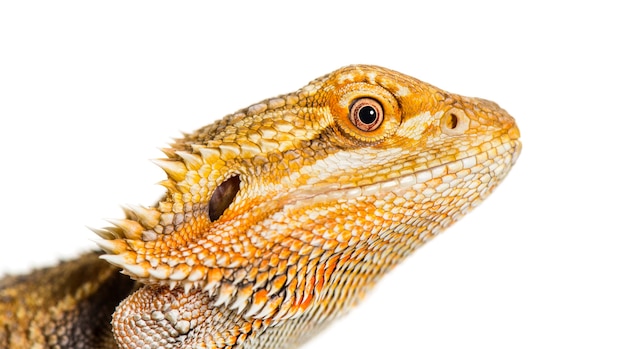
94;238;126;254
89;226;121;240
106;218;144;240
175;151;204;170
152;159;187;182
125;204;161;229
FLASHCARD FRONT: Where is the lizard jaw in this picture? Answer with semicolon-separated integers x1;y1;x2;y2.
99;137;521;289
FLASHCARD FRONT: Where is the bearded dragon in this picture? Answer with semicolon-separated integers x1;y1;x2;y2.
0;65;521;348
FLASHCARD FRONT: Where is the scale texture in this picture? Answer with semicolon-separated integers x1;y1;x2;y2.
0;65;521;348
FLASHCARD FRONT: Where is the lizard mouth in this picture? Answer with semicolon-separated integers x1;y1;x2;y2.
287;138;521;207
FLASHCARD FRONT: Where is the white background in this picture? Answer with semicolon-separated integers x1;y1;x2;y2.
1;1;624;348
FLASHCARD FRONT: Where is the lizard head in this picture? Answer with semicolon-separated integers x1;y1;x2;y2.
98;65;521;321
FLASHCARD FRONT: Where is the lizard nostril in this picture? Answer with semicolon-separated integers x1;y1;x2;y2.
208;175;241;221
441;108;469;136
447;113;458;129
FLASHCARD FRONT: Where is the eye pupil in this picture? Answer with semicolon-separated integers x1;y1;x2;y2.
358;106;378;125
349;98;384;132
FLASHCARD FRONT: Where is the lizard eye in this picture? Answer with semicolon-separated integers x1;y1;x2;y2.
349;98;384;131
332;82;400;143
208;175;240;221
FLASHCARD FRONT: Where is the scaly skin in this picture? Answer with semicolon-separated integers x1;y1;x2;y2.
0;253;136;348
0;65;521;348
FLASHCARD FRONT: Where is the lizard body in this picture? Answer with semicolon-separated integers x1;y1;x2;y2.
0;253;135;348
0;65;521;348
